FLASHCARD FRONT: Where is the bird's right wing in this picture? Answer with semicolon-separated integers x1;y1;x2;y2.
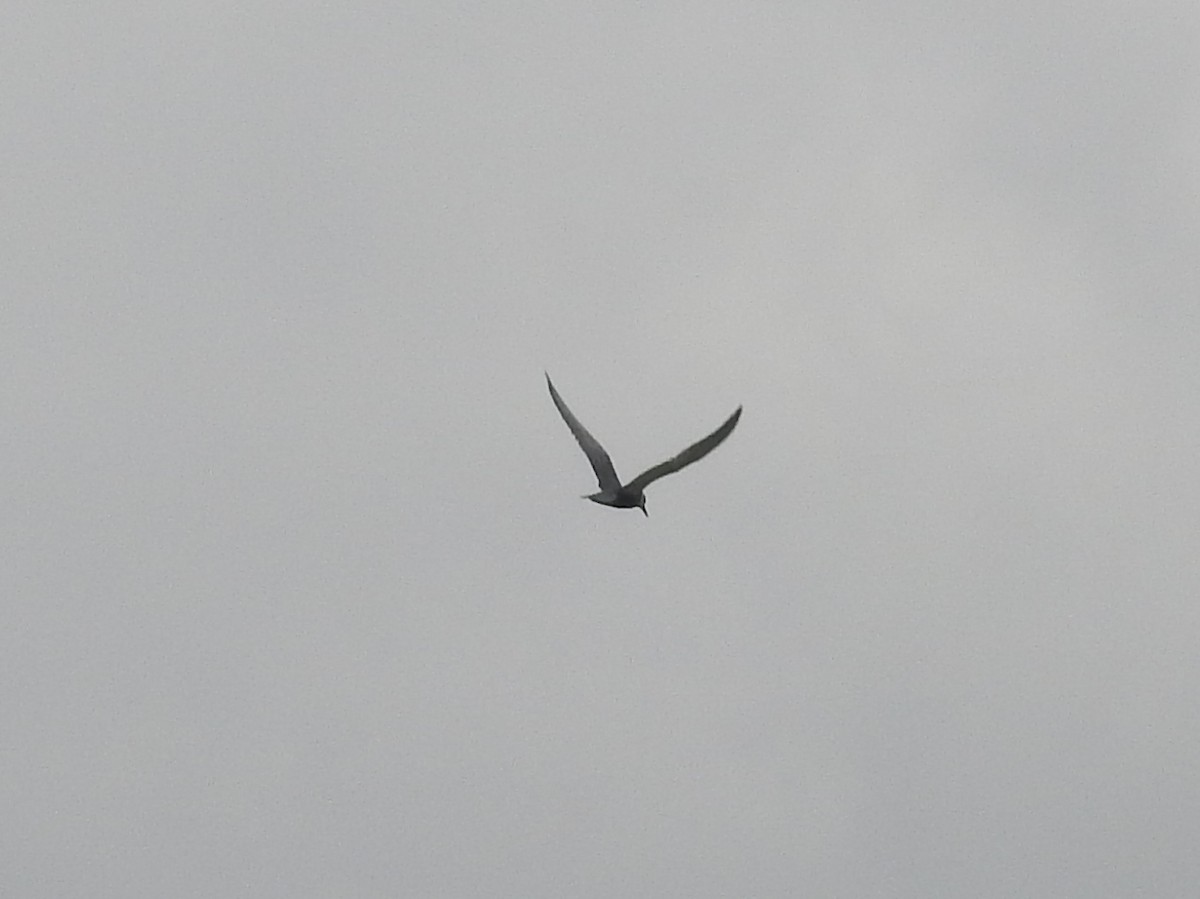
626;406;742;492
546;374;622;492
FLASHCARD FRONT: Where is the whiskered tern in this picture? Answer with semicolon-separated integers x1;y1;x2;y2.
546;373;742;516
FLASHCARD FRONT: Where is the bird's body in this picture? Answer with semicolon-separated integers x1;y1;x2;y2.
545;373;741;516
584;484;650;511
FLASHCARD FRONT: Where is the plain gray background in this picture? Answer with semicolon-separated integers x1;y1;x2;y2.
4;2;1199;896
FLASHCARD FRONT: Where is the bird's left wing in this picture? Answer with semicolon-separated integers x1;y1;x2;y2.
546;374;622;492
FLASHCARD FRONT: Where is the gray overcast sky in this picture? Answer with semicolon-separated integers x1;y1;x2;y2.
4;2;1200;896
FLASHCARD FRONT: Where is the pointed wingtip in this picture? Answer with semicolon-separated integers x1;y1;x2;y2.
720;405;743;438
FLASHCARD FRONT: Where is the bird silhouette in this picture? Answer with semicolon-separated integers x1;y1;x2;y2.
546;372;741;516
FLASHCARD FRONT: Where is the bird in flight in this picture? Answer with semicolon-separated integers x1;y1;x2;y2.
545;372;742;516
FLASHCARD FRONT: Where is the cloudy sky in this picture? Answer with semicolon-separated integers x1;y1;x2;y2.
5;2;1200;896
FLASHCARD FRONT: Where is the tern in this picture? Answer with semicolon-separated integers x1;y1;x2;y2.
546;372;742;516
